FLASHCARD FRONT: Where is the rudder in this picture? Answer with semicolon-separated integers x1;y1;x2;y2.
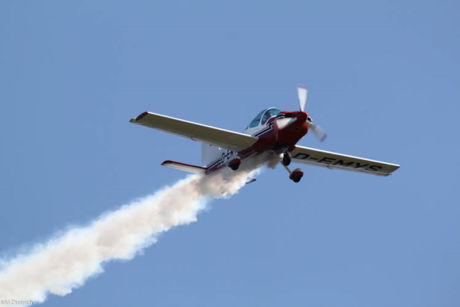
201;143;224;167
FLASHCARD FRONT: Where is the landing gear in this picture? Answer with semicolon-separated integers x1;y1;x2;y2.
282;164;303;183
289;168;304;183
282;152;291;166
228;158;241;171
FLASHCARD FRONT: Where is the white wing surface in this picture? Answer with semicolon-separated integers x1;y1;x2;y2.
130;112;257;152
291;145;399;176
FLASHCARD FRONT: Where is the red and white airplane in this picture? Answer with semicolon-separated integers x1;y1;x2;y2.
130;86;399;182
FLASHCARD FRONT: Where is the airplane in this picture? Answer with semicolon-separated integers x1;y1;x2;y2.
129;86;399;183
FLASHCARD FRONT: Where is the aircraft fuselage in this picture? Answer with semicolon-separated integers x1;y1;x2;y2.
205;109;309;174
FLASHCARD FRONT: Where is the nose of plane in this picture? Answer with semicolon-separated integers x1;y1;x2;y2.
296;111;308;122
276;111;309;130
275;110;309;146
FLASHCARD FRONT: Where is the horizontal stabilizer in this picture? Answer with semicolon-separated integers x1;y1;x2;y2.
161;160;207;174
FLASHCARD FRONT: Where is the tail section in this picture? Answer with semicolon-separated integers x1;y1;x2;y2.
163;142;223;174
161;160;207;174
162;144;227;174
201;143;224;167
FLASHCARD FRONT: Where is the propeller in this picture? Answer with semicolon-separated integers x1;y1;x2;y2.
297;85;327;142
308;122;327;142
297;85;307;111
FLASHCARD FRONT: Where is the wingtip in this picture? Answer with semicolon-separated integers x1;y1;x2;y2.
130;111;148;122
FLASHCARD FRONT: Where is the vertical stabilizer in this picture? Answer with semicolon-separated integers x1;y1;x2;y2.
201;143;224;167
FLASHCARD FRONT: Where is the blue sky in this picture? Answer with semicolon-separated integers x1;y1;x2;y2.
1;1;459;306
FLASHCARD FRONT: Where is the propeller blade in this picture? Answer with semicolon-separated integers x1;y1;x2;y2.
297;85;307;111
308;121;327;142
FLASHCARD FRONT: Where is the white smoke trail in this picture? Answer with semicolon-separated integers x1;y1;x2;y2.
0;159;266;306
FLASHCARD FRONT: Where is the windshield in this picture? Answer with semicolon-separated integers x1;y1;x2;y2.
261;108;281;125
247;110;265;128
247;108;281;129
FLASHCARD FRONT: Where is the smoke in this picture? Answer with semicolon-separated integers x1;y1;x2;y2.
0;157;267;306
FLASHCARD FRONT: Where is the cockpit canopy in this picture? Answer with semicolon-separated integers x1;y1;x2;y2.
246;107;282;129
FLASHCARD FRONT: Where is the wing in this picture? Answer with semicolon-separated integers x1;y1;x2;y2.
130;111;257;152
291;145;399;176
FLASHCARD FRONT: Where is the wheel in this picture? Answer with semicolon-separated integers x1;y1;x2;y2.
289;169;303;183
282;152;291;166
228;158;241;171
